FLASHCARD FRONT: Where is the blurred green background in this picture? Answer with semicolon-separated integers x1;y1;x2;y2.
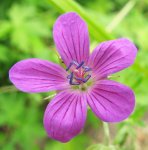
0;0;148;150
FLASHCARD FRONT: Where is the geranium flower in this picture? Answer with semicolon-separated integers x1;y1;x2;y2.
9;12;137;142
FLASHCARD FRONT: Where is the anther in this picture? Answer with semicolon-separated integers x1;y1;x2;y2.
67;74;71;79
69;72;80;85
82;66;92;72
66;62;73;71
66;61;79;71
76;61;84;69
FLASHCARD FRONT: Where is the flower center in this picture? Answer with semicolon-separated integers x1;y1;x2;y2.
66;61;92;85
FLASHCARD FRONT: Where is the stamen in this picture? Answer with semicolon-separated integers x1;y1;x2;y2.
71;82;80;85
69;72;80;85
76;61;84;69
69;72;73;83
83;74;91;83
67;74;71;79
66;62;73;71
75;77;85;82
66;60;91;86
72;61;79;66
75;74;91;83
82;66;92;72
66;61;79;71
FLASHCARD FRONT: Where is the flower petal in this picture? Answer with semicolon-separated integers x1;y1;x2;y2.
89;38;137;79
43;90;87;142
87;80;135;122
53;12;90;66
9;58;69;93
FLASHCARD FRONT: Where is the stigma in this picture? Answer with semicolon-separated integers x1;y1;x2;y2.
66;61;91;85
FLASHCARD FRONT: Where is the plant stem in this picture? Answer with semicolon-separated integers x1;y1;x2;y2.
103;122;110;145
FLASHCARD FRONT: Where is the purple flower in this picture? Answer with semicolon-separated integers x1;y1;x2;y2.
9;12;137;142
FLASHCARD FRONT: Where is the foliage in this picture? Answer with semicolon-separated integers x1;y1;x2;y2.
0;0;148;149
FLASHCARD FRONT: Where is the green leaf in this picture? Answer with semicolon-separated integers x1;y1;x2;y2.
0;21;11;39
8;4;50;53
0;45;9;62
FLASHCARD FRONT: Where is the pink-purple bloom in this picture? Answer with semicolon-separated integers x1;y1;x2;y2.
9;12;137;142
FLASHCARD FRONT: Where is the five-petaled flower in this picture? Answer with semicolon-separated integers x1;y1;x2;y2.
9;12;137;143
